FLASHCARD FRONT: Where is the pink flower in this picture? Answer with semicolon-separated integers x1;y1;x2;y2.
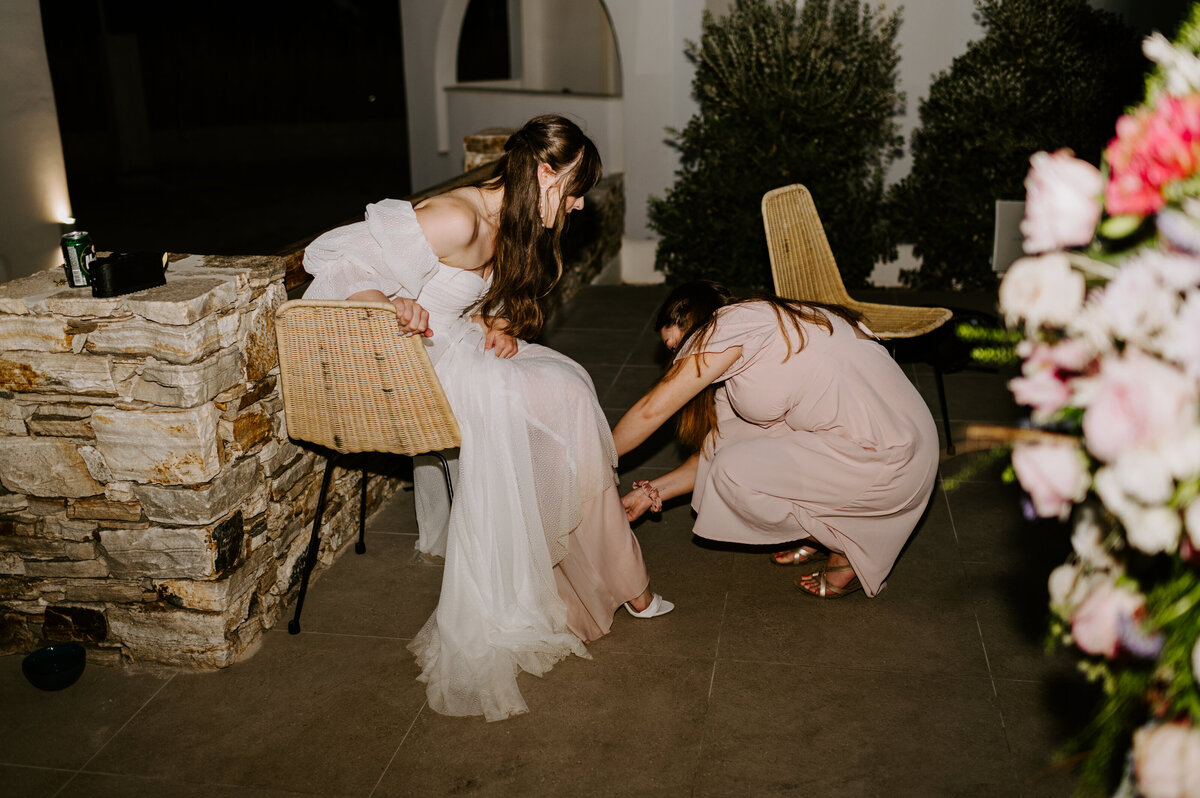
1000;254;1087;335
1105;95;1200;216
1011;441;1090;520
1082;348;1198;463
1021;150;1104;253
1070;579;1144;658
1134;722;1200;798
1009;371;1072;421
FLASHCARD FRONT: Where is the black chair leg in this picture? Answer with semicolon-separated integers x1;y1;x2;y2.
355;466;367;555
433;451;454;503
933;358;955;456
288;453;339;635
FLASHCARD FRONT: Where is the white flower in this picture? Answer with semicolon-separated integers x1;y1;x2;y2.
1186;500;1200;549
1095;258;1176;348
1161;428;1200;481
1125;506;1183;556
1071;577;1144;657
1071;505;1118;570
1112;450;1177;505
1144;32;1200;97
1000;254;1087;335
1161;291;1200;381
1066;298;1119;356
1133;721;1200;798
1021;150;1104;254
1094;467;1182;555
1144;250;1200;292
1048;562;1100;619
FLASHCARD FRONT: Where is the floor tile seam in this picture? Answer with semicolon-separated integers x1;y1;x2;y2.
708;591;729;701
0;762;77;774
710;655;993;681
368;701;428;798
54;671;178;797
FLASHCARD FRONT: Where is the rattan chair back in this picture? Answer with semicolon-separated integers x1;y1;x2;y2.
274;299;461;456
761;184;952;340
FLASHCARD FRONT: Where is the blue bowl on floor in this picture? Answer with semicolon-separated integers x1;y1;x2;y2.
22;643;86;691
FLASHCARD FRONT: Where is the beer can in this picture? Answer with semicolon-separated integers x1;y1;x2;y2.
61;231;95;288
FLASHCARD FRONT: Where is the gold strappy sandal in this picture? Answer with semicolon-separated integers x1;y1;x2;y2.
769;545;829;567
795;563;863;599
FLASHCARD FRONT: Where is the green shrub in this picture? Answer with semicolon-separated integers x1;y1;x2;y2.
888;0;1144;291
648;0;904;289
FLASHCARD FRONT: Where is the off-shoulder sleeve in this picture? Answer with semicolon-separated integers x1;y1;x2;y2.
674;303;778;382
301;199;441;301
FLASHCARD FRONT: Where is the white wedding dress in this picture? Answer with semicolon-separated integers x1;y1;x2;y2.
303;199;647;721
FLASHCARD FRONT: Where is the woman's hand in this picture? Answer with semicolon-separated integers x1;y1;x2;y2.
475;316;519;358
345;290;433;337
389;296;433;337
621;488;656;522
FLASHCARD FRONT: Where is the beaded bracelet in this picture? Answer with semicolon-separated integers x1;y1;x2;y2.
631;480;663;513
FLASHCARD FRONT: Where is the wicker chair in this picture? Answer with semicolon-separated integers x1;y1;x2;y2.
273;299;461;634
761;184;956;454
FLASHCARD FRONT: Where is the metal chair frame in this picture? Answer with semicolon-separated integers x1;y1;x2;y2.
273;299;461;634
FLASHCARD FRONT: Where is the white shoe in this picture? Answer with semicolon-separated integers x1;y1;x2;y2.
624;594;675;618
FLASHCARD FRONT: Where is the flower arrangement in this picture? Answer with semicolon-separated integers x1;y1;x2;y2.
999;7;1200;795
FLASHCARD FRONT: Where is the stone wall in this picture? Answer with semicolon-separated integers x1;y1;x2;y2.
0;255;403;667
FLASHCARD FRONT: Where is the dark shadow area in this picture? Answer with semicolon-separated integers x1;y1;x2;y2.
40;0;410;256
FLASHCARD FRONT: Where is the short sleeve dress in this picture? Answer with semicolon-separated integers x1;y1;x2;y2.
678;302;939;596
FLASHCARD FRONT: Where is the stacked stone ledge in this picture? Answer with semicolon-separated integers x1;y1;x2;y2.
0;255;403;667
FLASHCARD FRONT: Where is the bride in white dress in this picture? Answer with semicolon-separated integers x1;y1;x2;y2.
301;115;673;721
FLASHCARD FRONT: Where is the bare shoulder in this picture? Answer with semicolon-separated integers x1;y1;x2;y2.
413;191;482;259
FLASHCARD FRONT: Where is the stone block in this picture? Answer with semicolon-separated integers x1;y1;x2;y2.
220;408;272;459
0;351;117;395
0;536;96;559
28;403;94;437
50;578;142;603
42;516;98;541
67;496;143;522
157;543;270;612
0;493;28;513
24;559;109;578
240;283;284;381
78;445;114;483
0;438;104;497
41;291;124;318
43;605;107;642
107;601;243;667
132;455;259;526
102;525;216;578
0;315;75;353
90;404;221;485
121;278;237;325
86;315;221;365
0;552;25;574
0;269;69;315
129;348;244;408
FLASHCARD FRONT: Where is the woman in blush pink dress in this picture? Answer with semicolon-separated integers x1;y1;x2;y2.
613;281;938;598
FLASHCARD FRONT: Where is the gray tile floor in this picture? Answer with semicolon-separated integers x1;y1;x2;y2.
2;285;1096;797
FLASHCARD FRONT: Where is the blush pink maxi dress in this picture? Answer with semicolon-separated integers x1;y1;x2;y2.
679;302;939;596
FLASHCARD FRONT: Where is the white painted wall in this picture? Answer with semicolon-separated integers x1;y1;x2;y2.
0;0;73;281
446;89;622;173
517;0;620;95
401;0;704;284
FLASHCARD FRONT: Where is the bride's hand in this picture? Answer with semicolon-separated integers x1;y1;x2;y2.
478;316;518;358
621;489;653;522
389;297;433;337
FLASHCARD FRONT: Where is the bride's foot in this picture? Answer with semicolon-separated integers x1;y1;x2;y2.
625;587;674;618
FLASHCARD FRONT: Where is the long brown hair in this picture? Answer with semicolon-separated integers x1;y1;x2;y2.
658;281;862;451
473;114;602;339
